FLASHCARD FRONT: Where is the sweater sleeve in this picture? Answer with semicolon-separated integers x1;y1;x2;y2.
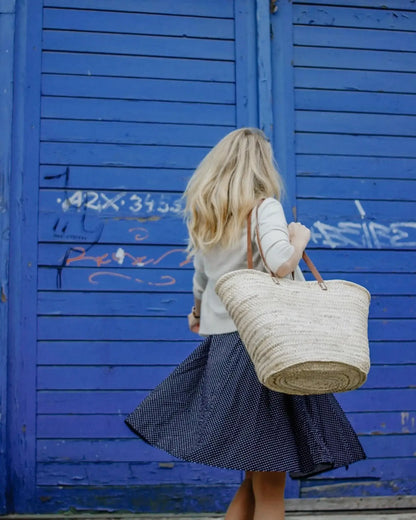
192;251;208;300
256;198;295;273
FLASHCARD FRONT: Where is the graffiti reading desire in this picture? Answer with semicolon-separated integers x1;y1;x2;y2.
310;201;416;249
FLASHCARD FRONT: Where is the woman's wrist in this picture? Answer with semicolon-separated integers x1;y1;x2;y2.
192;306;200;319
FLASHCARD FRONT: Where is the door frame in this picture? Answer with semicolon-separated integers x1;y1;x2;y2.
6;0;42;512
0;0;16;511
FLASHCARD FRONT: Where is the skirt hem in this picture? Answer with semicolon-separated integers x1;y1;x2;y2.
124;417;366;479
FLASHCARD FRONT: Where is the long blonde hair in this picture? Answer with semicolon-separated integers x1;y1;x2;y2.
184;127;283;254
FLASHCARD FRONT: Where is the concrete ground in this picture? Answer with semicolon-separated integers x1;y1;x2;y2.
3;513;416;519
3;498;416;519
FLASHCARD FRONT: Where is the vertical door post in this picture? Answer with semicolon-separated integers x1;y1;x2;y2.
7;0;42;511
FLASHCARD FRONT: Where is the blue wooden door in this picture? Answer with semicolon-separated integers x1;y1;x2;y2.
6;0;263;514
271;0;416;498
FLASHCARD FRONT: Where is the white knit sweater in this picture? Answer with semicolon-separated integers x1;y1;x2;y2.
192;198;305;336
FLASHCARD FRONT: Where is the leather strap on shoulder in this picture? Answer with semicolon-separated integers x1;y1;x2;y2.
246;199;326;287
247;209;253;269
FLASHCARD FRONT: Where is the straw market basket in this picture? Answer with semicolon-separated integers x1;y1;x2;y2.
215;269;371;395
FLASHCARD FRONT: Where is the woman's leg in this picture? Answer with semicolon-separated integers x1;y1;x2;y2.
224;471;255;520
251;471;286;520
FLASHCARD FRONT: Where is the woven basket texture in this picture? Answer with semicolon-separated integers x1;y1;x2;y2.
215;269;371;395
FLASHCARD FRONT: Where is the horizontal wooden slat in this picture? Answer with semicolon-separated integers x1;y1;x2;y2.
310;217;416;251
38;267;192;292
39;248;415;272
37;439;176;463
307;458;416;481
36;411;416;439
295;68;416;94
36;340;416;366
36;461;239;486
370;297;416;319
36;388;416;415
42;75;235;104
37;341;197;365
294;26;416;52
38;291;416;319
299;478;416;497
296;90;416;117
368;320;415;342
38;243;189;267
41;97;235;125
37;316;206;341
38;245;416;272
32;470;410;496
36;362;415;389
297;177;416;201
297;155;416;178
293;5;416;31
41;120;233;146
310;219;415;250
40;165;192;191
297;199;415;224
42;52;234;82
37;414;132;438
37;365;177;389
39;189;185;217
337;389;416;413
294;0;416;12
32;485;245;512
43;30;235;60
353;412;416;435
37;390;147;414
298;200;416;250
294;47;416;73
37;292;415;319
307;273;414;296
43;0;235;17
37;292;193;317
43;8;235;39
38;215;186;245
40;141;210;168
296;112;416;137
369;342;416;364
36;435;416;463
297;133;416;157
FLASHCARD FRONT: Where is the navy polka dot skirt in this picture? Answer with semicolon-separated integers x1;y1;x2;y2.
124;332;366;478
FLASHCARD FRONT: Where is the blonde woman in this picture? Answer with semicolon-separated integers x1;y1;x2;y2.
125;128;366;519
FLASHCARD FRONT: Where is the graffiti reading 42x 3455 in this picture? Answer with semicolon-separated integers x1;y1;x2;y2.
57;190;183;215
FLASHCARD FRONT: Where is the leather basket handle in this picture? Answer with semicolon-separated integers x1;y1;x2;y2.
246;201;327;290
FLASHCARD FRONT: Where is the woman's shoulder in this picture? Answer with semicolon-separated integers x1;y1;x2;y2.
257;197;286;220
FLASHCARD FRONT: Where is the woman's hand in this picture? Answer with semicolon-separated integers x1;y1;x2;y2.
188;312;200;334
275;222;311;277
287;222;311;249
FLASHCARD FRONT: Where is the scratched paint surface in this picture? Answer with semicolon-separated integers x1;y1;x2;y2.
286;0;416;498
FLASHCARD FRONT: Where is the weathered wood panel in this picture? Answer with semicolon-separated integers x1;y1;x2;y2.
33;0;259;513
277;0;416;498
7;0;43;512
0;2;15;512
